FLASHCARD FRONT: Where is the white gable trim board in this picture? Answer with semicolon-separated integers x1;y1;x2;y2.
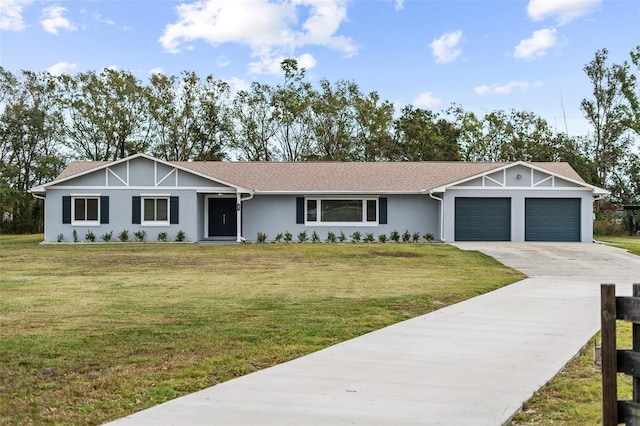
31;155;608;243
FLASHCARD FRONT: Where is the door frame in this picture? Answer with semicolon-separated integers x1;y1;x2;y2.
204;195;238;239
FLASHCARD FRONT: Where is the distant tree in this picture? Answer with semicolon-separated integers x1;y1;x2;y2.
148;71;229;162
621;45;640;136
308;79;359;161
353;91;395;161
225;82;278;161
195;75;231;161
580;48;634;191
0;68;66;232
271;59;315;161
390;106;460;161
58;69;151;161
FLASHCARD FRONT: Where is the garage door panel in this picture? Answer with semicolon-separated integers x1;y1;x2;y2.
525;198;580;242
455;198;511;241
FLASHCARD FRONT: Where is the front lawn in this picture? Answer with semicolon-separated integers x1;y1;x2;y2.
0;235;522;425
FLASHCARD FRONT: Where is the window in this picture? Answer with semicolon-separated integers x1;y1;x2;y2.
305;198;378;225
72;196;99;225
142;197;169;224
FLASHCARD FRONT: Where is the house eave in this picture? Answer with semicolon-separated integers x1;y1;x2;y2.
252;190;429;196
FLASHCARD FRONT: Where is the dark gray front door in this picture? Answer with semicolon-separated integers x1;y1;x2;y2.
455;198;511;241
208;198;237;237
525;198;581;242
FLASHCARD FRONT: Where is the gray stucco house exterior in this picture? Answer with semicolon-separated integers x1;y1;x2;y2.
30;153;608;243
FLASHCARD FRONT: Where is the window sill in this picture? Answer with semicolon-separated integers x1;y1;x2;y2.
304;222;379;227
71;221;101;227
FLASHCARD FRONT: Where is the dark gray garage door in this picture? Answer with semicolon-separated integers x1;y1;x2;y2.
525;198;581;242
455;198;511;241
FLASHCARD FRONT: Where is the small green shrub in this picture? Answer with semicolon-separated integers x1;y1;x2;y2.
118;230;130;242
311;230;320;243
275;232;283;243
297;230;308;243
423;233;434;243
85;230;96;242
338;230;347;242
57;233;64;243
72;230;79;243
175;230;186;242
412;232;420;243
100;231;113;242
390;229;400;243
134;230;146;242
284;230;293;243
378;233;387;243
350;231;361;243
402;229;411;243
326;231;336;243
157;232;167;242
365;232;374;243
257;232;268;243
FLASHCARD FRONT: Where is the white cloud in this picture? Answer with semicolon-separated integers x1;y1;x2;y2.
413;92;442;108
149;67;165;75
393;0;404;11
159;0;355;75
41;6;76;35
225;77;251;96
1;0;34;31
527;0;601;25
513;28;559;60
429;30;463;64
295;52;317;70
216;56;231;67
93;12;115;26
474;80;543;95
47;61;77;75
249;52;317;75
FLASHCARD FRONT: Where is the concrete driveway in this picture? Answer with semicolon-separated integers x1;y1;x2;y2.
106;242;640;426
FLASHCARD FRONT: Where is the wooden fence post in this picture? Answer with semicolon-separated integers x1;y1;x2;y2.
602;283;617;426
602;283;640;425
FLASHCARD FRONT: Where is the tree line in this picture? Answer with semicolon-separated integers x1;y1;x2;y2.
1;48;638;233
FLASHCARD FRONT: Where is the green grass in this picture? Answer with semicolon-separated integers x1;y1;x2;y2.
509;323;632;425
0;234;523;425
597;235;640;256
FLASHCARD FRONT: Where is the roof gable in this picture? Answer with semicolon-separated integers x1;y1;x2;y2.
30;153;246;192
431;161;608;195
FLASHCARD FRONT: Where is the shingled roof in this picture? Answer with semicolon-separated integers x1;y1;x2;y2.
42;155;588;194
175;161;585;193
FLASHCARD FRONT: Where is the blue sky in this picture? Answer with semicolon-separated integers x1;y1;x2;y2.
1;0;638;136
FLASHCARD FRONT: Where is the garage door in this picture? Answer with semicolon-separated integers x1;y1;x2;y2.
525;198;581;242
455;198;511;241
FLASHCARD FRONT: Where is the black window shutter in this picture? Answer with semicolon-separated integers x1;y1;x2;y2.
170;196;179;224
132;196;141;224
379;197;387;224
296;197;304;224
100;196;109;224
62;196;71;224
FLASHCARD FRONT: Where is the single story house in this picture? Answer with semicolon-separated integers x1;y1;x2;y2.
30;153;609;243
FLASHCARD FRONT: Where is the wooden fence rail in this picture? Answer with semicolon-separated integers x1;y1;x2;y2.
601;283;640;426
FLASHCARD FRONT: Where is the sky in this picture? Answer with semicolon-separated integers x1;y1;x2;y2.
1;0;639;137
